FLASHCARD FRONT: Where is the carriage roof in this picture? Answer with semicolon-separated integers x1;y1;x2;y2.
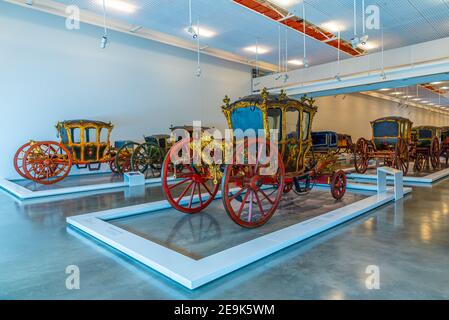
413;126;440;131
223;89;317;113
57;120;113;129
371;116;413;125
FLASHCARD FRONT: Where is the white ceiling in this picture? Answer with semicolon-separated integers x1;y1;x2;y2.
56;0;449;69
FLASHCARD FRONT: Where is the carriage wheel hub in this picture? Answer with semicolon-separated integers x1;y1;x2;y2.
249;175;261;190
192;174;203;183
43;159;53;166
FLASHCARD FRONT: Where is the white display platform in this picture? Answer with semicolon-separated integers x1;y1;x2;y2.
348;167;449;186
0;176;171;200
67;172;411;290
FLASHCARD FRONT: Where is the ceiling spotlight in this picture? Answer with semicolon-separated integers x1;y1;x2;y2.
196;66;202;77
335;74;342;82
187;25;198;39
283;74;289;83
360;35;369;45
380;72;387;80
350;37;360;49
100;35;108;49
275;74;282;80
184;25;216;38
303;58;309;68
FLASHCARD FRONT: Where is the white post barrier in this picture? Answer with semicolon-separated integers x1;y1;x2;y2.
377;167;404;200
124;172;145;187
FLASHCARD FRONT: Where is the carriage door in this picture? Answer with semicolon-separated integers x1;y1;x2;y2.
284;107;301;172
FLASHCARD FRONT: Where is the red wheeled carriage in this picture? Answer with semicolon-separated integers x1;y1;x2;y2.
160;90;347;228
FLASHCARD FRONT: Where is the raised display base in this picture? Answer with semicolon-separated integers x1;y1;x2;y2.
0;173;171;200
67;180;411;290
348;166;449;186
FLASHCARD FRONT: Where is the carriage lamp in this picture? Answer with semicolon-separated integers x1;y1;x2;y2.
100;35;108;49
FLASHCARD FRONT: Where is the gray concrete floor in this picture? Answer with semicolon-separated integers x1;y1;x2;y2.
1;177;449;299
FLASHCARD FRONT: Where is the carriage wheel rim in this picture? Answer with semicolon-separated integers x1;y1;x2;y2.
23;141;72;185
161;139;220;214
221;138;285;228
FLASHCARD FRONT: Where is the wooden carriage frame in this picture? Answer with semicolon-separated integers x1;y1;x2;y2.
410;126;441;172
14;120;115;185
354;117;413;176
440;126;449;165
161;89;348;228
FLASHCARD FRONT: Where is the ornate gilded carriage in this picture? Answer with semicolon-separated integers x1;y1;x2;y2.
14;120;115;185
161;89;347;228
410;126;441;171
354;117;413;175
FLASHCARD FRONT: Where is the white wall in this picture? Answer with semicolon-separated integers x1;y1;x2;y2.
313;93;449;139
0;2;251;179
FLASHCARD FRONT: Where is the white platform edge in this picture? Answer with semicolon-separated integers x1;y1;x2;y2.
0;176;172;200
67;185;412;290
348;167;449;185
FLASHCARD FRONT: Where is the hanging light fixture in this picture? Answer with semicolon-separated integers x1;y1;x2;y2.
100;0;108;49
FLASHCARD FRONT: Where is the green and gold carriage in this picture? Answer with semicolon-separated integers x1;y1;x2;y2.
410;126;441;172
161;89;347;228
354;117;412;175
14;120;115;185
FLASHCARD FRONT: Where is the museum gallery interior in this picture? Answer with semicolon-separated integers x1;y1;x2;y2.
1;0;449;300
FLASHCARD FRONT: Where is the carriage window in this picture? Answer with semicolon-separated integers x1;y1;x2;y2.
268;108;282;141
373;122;398;137
71;128;81;143
302;111;310;141
285;108;300;140
99;128;109;143
85;128;97;143
419;130;432;139
330;133;337;146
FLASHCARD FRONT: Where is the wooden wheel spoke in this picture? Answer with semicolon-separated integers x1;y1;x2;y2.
200;181;213;196
169;178;190;190
175;180;194;205
237;191;251;218
229;187;247;202
197;183;203;206
259;189;275;204
253;191;265;217
188;182;196;208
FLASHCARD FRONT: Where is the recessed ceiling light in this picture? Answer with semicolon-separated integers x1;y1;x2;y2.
421;100;429;103
184;26;216;38
244;46;270;54
269;0;301;8
430;82;443;85
391;92;402;95
428;103;435;105
412;98;422;101
404;95;413;98
96;0;137;13
441;86;449;90
321;21;345;32
288;59;304;66
379;88;390;91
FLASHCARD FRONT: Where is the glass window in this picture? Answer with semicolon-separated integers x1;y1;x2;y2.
312;132;327;146
330;132;337;146
285;108;300;140
268;108;282;141
302;111;310;141
99;128;109;143
419;130;432;139
71;128;81;143
85;128;97;143
373;122;398;137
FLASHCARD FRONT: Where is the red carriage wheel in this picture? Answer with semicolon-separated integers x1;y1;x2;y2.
221;138;285;228
115;142;140;174
14;142;33;179
109;157;119;174
430;137;440;170
23;141;72;185
413;153;425;173
394;138;409;176
283;183;293;194
354;138;369;174
161;139;220;214
330;170;347;200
